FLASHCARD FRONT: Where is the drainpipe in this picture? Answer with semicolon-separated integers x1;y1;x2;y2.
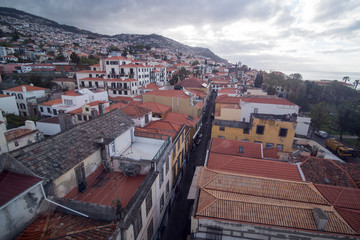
40;183;88;218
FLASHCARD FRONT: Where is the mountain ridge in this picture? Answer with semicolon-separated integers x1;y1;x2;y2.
0;7;227;63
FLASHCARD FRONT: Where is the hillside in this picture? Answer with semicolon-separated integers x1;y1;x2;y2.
0;7;227;63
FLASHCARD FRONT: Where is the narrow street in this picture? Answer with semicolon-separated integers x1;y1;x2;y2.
162;91;216;240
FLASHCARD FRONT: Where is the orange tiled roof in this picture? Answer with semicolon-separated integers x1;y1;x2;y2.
121;105;151;118
141;120;183;140
207;152;302;181
16;211;116;239
176;77;207;88
104;56;128;60
194;167;357;236
163;112;199;127
241;96;298;106
5;128;36;141
40;98;62;106
144;82;160;90
210;138;262;158
263;147;280;159
5;84;46;92
300;157;359;188
143;89;189;99
0;94;12;98
215;95;241;104
139;102;171;114
66;170;145;208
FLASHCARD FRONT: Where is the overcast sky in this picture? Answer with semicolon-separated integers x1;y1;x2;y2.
1;0;360;81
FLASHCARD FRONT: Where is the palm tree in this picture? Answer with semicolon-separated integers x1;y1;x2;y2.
343;76;350;83
354;79;360;90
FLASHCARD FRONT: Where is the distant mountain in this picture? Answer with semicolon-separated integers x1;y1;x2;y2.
114;33;228;63
0;7;101;37
0;7;227;63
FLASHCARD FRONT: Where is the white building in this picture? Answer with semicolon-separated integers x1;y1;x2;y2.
240;97;300;122
38;88;108;118
3;85;47;117
76;56;159;97
0;94;19;115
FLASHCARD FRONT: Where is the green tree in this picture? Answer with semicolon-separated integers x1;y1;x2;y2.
239;65;249;72
70;52;80;65
192;60;200;66
108;45;120;52
310;103;329;137
336;103;354;141
343;76;350;83
55;53;66;62
288;73;303;81
254;71;263;88
353;80;359;90
267;86;276;95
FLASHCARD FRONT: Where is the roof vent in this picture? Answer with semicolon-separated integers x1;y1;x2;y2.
52;162;60;168
312;208;328;231
239;146;243;153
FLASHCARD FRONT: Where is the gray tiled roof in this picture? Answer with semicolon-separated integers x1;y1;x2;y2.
10;109;134;185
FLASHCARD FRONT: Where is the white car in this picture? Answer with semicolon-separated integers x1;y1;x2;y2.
315;130;328;138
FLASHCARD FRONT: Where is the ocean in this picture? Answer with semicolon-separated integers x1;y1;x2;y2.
283;70;360;83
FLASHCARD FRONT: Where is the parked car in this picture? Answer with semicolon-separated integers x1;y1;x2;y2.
314;130;328;138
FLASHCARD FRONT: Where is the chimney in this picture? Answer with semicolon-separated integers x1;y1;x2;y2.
91;109;98;119
58;110;74;131
25;120;37;131
312;208;328;231
99;103;105;115
22;86;27;93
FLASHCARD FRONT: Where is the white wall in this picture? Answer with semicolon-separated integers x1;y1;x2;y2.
0;183;48;240
240;101;299;122
296;116;311;136
0;95;19;115
111;128;133;156
36;121;61;136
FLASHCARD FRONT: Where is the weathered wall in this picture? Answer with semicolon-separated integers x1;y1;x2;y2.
52;150;102;198
0;184;49;240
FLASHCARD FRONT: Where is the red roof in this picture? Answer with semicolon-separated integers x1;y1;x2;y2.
0;170;41;206
121;105;151;118
315;184;360;234
210;138;262;158
143;89;189;99
163;112;199;127
207;153;303;182
140;120;183;140
16;211;116;239
0;94;12;98
176;77;207;88
300;158;358;188
139;102;171;114
215;95;241;104
5;128;36;141
143;82;160;90
40;98;62;106
241;97;298;106
104;56;128;60
66;170;145;208
5;84;46;92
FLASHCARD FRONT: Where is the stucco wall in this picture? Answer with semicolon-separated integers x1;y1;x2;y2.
296;116;311;136
52;150;102;198
0;184;49;240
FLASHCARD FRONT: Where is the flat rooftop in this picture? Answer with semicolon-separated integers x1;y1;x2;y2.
66;170;146;207
119;136;165;160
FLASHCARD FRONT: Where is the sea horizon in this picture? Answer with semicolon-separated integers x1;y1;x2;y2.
282;70;360;82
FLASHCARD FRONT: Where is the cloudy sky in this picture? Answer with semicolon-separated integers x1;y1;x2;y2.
1;0;360;81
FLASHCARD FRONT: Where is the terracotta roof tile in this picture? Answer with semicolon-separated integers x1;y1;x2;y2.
0;170;41;206
215;95;241;104
121;105;151;118
163;112;199;127
66;170;145;208
263;147;280;159
241;96;298;106
5;84;46;92
40;98;62;106
16;211;116;239
143;90;189;99
300;158;358;188
138;102;171;114
176;77;207;88
194;167;356;236
5;128;36;141
211;138;262;158
207;153;302;181
138;120;183;140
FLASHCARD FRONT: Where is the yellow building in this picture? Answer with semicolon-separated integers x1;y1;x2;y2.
211;113;297;152
216;104;241;121
142;89;203;118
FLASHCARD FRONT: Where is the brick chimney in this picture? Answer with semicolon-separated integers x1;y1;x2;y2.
312;208;328;231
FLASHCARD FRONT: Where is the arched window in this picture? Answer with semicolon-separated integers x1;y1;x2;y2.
20;103;26;109
18;93;23;99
